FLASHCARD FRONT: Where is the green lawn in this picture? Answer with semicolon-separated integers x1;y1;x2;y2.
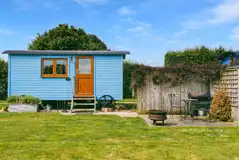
0;113;239;160
117;98;137;103
0;100;7;109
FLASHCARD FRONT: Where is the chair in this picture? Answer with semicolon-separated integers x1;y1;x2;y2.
168;94;183;119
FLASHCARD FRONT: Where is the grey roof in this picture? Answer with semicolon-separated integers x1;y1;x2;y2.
2;50;130;55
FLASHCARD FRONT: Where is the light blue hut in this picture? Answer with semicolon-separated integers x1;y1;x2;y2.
2;50;130;112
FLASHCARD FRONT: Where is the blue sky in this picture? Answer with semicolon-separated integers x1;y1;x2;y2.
0;0;239;66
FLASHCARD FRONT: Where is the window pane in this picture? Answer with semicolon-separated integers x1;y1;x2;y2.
78;59;91;74
43;60;53;74
56;60;66;74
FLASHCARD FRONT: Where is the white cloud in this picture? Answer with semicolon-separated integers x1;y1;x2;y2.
0;54;8;61
13;0;60;10
0;28;14;35
120;17;134;24
230;27;239;40
73;0;108;7
105;24;122;33
108;18;153;38
126;18;153;37
208;0;239;24
111;24;122;30
120;18;151;27
118;6;136;15
114;36;124;40
183;0;239;29
126;23;152;38
118;17;152;37
114;44;123;49
127;26;144;32
174;30;188;37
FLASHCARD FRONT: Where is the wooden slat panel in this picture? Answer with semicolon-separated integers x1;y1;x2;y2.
137;76;208;114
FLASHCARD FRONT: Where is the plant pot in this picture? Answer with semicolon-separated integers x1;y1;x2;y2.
148;110;167;125
101;107;114;112
9;104;38;112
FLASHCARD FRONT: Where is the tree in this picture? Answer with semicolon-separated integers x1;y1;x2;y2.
28;24;107;50
0;58;8;100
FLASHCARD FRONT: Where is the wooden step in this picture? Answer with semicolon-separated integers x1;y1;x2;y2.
73;95;95;98
72;109;95;112
72;103;95;106
68;101;95;104
73;97;95;100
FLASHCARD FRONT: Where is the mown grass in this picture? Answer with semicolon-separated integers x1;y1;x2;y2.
117;98;137;103
0;113;239;160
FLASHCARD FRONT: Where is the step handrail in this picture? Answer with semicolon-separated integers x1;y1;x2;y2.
72;76;76;96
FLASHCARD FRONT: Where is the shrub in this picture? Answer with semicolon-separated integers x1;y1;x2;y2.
131;63;226;88
210;83;232;121
0;58;8;100
7;95;41;105
164;46;232;66
6;96;17;104
123;60;139;98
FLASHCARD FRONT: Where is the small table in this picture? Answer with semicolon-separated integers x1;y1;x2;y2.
181;98;198;120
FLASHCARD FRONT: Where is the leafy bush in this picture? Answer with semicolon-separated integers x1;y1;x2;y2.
210;83;232;121
0;58;8;100
131;63;226;88
0;101;8;110
7;95;41;105
6;96;17;104
123;60;139;98
164;46;233;66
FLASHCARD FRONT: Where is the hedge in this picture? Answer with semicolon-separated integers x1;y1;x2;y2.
123;60;139;98
164;46;232;66
0;58;7;100
131;63;226;88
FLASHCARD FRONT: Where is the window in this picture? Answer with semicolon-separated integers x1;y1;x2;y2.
77;59;91;74
42;58;68;78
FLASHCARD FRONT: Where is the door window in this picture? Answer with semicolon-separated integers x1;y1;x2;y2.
78;59;91;74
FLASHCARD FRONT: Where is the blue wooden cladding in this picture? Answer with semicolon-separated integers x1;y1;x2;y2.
5;51;129;101
95;56;123;100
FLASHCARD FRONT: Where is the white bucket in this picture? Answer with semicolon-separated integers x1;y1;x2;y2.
46;105;51;112
198;110;204;116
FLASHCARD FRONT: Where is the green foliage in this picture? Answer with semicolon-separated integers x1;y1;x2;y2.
123;60;139;98
164;46;232;66
131;63;226;88
7;95;42;105
210;83;232;121
0;101;8;110
0;58;8;100
28;24;107;50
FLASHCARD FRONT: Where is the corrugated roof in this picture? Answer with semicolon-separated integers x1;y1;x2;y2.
1;50;130;55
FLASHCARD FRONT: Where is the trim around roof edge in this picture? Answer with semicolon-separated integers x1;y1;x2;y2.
1;50;130;55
